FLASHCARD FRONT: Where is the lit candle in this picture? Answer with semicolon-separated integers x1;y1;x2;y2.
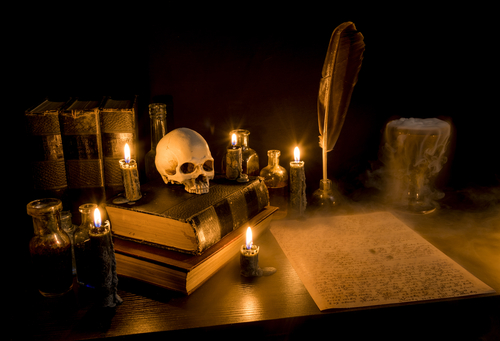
226;133;242;180
240;227;262;277
88;207;122;307
289;146;307;218
119;143;142;201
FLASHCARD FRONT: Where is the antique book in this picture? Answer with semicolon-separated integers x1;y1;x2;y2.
25;98;70;194
100;96;138;197
59;97;106;190
107;176;270;255
114;205;277;294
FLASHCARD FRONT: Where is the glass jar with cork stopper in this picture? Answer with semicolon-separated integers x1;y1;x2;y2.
27;198;73;297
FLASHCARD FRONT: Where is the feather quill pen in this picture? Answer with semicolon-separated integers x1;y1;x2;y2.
318;22;365;181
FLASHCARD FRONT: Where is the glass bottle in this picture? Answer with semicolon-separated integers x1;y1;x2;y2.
73;203;97;289
259;150;288;219
61;210;77;276
222;129;259;176
27;198;73;297
310;178;338;210
145;103;167;182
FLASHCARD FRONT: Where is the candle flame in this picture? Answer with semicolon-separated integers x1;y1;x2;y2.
294;146;300;162
124;143;131;163
94;207;101;228
245;226;253;250
231;133;237;147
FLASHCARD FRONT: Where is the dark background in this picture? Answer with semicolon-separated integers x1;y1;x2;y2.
8;5;499;291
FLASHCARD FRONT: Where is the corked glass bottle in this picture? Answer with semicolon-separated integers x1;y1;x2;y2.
61;210;77;276
73;203;97;289
259;150;288;219
145;103;168;182
27;198;73;297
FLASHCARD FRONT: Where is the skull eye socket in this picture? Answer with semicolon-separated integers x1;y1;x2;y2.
180;162;196;174
203;160;213;172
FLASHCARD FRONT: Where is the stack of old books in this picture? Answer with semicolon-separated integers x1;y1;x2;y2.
107;177;276;295
25;96;138;199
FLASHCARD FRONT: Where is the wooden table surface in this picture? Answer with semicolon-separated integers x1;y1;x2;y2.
10;193;500;341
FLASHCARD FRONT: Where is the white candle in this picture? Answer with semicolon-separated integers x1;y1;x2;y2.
289;146;306;217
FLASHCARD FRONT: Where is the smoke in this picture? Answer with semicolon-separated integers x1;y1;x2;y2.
365;118;451;213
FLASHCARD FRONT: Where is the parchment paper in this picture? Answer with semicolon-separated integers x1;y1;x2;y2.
270;212;495;311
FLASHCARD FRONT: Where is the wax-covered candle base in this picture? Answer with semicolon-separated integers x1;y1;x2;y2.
119;159;142;202
226;147;242;180
89;220;123;307
240;245;276;277
289;161;307;218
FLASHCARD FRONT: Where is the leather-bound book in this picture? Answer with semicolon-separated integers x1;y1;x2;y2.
25;98;70;195
59;97;106;205
100;96;138;197
107;176;271;255
113;205;276;295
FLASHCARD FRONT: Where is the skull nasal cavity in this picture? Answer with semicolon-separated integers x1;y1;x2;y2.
180;162;196;174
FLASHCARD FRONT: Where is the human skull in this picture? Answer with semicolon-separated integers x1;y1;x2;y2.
155;127;215;194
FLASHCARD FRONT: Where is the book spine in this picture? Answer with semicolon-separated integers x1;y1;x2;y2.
25;110;68;192
189;178;269;254
100;108;137;197
59;108;105;190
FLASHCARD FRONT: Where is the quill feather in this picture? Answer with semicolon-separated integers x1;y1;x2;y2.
318;22;365;180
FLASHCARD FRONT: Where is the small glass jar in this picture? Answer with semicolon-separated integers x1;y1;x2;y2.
259;150;288;219
27;198;73;297
73;203;97;289
222;129;260;176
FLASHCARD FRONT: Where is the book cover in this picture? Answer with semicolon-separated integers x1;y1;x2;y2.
107;176;270;255
113;205;277;294
25;98;70;194
100;96;138;197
